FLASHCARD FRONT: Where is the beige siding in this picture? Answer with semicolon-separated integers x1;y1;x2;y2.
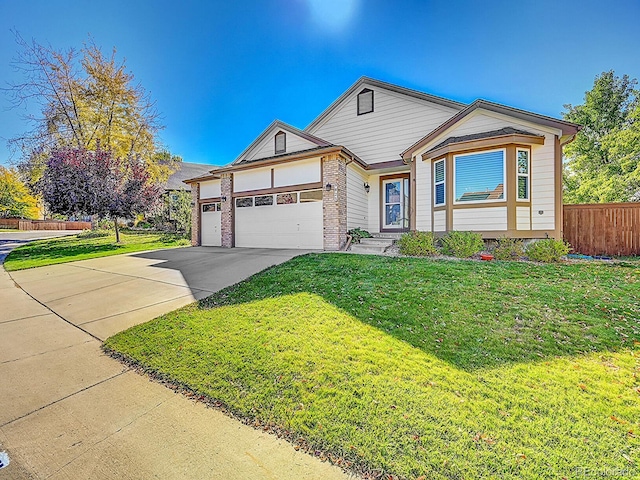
234;166;271;192
246;131;318;162
367;173;381;233
433;210;446;232
200;180;221;199
273;158;321;187
346;164;368;231
517;206;531;230
309;85;457;165
415;158;432;231
453;207;508;231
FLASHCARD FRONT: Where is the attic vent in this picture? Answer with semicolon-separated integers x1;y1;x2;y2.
357;89;374;115
275;131;286;154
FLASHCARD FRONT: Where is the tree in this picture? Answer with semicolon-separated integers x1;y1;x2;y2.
38;146;161;242
562;71;640;203
0;166;40;219
6;33;174;186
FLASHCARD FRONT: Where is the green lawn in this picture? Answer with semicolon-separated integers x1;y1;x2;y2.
3;230;190;271
105;254;640;479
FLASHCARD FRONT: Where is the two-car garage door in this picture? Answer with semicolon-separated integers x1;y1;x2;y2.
235;189;323;249
201;189;323;249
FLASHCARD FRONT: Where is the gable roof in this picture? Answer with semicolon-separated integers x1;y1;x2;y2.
401;99;581;160
428;127;539;152
305;76;466;132
232;120;332;165
165;162;217;190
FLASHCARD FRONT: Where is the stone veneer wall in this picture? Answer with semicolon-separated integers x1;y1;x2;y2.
190;183;200;246
322;154;347;251
220;173;234;248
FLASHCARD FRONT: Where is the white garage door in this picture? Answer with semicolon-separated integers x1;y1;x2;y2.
201;202;221;247
235;190;323;249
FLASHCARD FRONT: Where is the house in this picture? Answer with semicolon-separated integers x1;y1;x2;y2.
185;77;580;250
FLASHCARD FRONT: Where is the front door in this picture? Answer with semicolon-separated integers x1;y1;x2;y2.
381;176;409;231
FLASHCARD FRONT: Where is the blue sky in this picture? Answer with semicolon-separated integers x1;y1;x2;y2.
1;0;638;167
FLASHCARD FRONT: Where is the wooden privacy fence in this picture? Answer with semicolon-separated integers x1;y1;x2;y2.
563;203;640;256
0;219;91;231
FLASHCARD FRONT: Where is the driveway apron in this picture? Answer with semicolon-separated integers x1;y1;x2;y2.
0;245;348;479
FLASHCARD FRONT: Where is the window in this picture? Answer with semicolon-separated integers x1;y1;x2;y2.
275;132;286;154
255;195;274;206
454;149;505;203
300;190;323;202
517;149;530;201
434;159;445;206
236;197;253;208
202;203;219;213
276;192;297;204
357;89;374;115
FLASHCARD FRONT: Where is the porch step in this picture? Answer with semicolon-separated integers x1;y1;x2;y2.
372;232;404;240
349;236;394;254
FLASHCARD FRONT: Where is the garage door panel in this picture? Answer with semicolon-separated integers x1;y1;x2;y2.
236;201;322;249
201;211;221;246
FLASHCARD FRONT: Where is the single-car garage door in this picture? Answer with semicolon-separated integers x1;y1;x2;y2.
235;189;323;249
201;202;221;246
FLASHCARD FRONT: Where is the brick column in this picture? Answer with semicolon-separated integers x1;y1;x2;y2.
190;183;200;246
322;154;347;251
220;173;234;248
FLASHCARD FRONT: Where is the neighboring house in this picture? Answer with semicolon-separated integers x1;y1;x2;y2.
185;77;580;250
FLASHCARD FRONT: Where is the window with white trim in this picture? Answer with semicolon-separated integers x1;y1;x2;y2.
434;158;445;206
517;148;530;201
357;89;374;115
454;149;506;203
275;132;286;154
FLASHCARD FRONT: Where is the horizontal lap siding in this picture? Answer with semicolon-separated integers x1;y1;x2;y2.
563;203;640;256
415;157;432;231
346;165;368;230
246;132;318;162
367;175;381;233
310;87;457;165
434;211;446;232
516;206;531;230
453;207;508;231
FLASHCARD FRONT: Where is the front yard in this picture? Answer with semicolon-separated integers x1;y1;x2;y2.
3;230;190;271
104;254;640;479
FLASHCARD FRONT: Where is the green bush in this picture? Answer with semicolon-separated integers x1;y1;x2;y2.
440;231;484;258
77;229;111;239
493;237;525;261
526;238;570;263
348;227;373;244
398;231;437;256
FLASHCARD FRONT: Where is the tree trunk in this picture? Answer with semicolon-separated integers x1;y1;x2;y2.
114;217;120;243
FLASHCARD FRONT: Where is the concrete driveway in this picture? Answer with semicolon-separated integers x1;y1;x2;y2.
0;245;349;479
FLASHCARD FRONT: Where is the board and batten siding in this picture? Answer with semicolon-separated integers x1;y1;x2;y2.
309;85;458;165
453;207;508;231
346;164;368;230
415;157;432;231
245;131;319;162
200;180;221;199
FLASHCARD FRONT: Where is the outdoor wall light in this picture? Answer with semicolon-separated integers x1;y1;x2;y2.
221;196;227;202
364;182;370;194
325;183;333;191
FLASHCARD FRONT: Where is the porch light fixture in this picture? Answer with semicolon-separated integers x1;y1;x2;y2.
325;183;332;191
364;182;370;194
221;195;227;202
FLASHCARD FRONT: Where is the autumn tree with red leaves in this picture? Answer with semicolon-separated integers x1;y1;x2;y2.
38;146;161;242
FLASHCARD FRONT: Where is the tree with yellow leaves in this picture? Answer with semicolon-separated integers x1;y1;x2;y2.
0;166;40;219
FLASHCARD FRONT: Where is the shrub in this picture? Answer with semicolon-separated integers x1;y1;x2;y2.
493;237;525;261
77;229;111;239
398;231;437;256
440;231;484;258
526;238;570;263
348;227;373;244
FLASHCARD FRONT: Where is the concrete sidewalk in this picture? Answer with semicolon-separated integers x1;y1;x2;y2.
0;247;349;479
